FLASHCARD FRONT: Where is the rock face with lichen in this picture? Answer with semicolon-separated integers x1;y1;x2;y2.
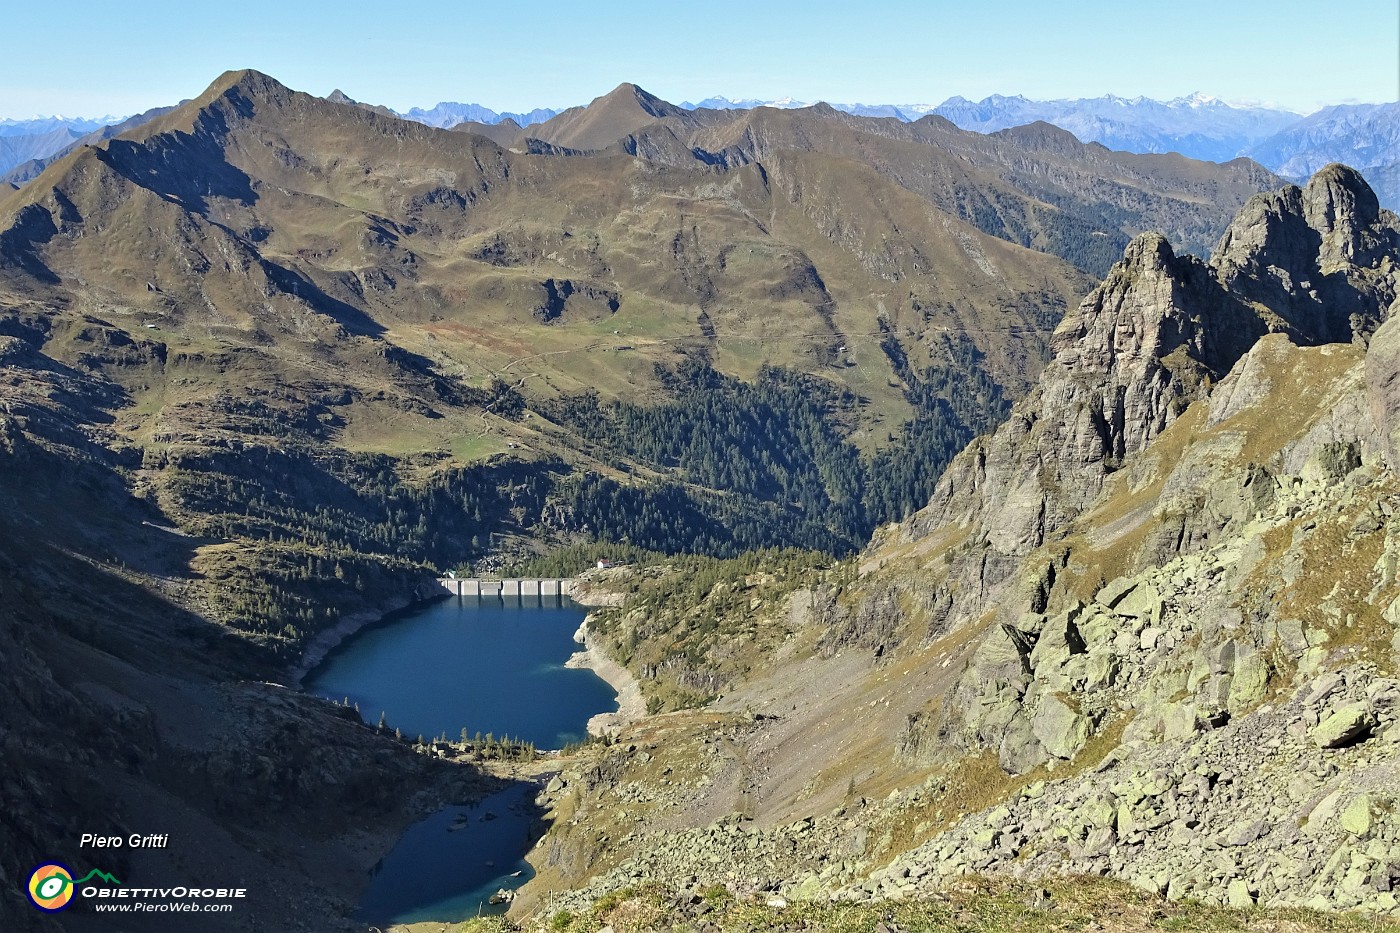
845;164;1400;911
525;166;1400;921
903;164;1398;598
854;669;1400;913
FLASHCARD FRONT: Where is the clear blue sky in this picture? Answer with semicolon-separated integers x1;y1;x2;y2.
3;0;1397;118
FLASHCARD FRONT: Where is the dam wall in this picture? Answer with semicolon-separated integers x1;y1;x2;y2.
433;578;577;601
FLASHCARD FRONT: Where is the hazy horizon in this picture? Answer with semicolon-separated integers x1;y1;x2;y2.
1;0;1396;120
2;76;1396;125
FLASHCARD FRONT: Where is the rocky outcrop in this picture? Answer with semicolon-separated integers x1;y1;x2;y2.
522;166;1400;923
727;164;1400;914
889;164;1397;676
853;669;1400;914
863;165;1400;912
1365;313;1400;468
950;326;1391;766
1304;163;1398;269
1212;164;1399;343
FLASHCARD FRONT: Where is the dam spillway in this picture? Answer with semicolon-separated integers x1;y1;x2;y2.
433;578;576;599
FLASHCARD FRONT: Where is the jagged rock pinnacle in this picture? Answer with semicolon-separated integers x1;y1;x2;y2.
1304;162;1386;267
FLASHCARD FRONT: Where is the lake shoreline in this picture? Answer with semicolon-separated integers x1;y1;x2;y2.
566;613;647;737
288;593;420;688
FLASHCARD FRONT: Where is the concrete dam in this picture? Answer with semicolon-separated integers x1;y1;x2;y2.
434;577;576;599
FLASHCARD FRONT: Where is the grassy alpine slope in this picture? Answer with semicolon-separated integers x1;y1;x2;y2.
0;70;1280;657
505;166;1400;925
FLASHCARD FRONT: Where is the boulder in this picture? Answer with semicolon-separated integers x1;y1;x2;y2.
1083;648;1119;690
1302;672;1345;708
1162;701;1200;741
999;712;1050;775
971;624;1034;684
1300;442;1362;485
1096;577;1137;609
1226;648;1270;713
1031;695;1089;760
1029;611;1086;673
1077;607;1121;648
1220;818;1265;847
1227;879;1255;908
1339;795;1373;836
1305;789;1345;834
1116;584;1162;622
1310;703;1377;748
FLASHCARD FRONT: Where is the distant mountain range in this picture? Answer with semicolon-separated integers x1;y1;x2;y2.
1247;101;1400;176
925;96;1400;209
0;105;181;187
398;100;560;129
0;114;124;136
674;92;1303;158
4;91;1396;209
0;116;127;184
931;93;1301;162
0;126;86;177
387;92;1398;207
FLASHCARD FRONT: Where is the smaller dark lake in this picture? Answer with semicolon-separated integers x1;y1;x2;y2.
356;783;540;926
305;595;617;749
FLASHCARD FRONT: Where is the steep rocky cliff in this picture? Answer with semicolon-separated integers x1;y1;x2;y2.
521;164;1400;921
889;163;1398;775
896;164;1396;615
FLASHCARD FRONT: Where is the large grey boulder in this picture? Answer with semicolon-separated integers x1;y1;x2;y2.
1309;703;1376;748
1031;694;1089;760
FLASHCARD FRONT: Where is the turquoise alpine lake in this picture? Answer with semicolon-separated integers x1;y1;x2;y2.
305;594;617;924
306;594;617;748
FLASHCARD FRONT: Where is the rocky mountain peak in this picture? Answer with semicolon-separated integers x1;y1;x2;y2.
1049;231;1206;407
1211;182;1310;271
1216;162;1392;265
200;68;292;108
902;165;1397;629
599;82;679;119
1303;162;1389;267
904;230;1221;575
1211;164;1398;344
1129;229;1176;268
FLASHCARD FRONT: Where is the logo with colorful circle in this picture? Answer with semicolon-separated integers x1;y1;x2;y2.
26;862;122;912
